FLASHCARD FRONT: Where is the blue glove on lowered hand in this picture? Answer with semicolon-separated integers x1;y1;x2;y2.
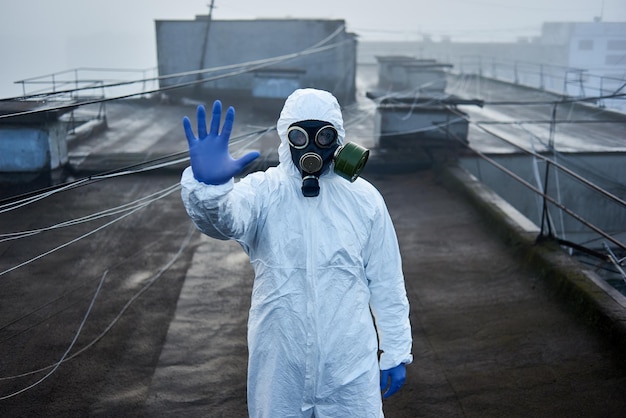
183;100;260;185
380;363;406;399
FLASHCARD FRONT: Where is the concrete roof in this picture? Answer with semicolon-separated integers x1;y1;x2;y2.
1;74;625;416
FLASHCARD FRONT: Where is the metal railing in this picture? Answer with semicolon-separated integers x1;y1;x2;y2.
12;67;158;100
385;53;626;286
445;106;626;288
439;55;626;113
7;67;159;135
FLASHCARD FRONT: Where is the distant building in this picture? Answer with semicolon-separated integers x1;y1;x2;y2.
155;17;357;105
540;21;626;97
359;21;625;110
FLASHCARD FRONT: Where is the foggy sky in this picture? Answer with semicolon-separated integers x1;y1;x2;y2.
0;0;624;98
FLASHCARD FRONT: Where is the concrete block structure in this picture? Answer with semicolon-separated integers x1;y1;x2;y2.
0;125;66;172
375;56;451;92
155;17;357;105
0;102;72;173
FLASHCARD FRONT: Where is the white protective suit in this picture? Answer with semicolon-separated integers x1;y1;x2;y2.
181;89;412;418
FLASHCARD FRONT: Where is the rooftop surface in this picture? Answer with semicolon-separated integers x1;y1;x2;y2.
1;73;625;416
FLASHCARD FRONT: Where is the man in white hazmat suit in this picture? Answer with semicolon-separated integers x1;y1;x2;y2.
180;88;412;417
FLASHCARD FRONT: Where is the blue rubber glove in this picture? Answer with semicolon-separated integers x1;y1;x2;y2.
380;363;406;399
183;100;260;185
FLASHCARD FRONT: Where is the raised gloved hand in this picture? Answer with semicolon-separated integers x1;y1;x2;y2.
183;100;260;185
380;363;406;399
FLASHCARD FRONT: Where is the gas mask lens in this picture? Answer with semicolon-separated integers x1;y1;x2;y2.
287;127;308;149
316;126;338;147
287;125;338;149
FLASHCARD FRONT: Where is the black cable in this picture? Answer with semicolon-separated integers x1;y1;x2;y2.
444;106;626;253
0;125;274;208
0;39;352;120
477;94;626;106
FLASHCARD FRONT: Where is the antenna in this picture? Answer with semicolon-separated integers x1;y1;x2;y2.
593;0;604;22
197;0;216;84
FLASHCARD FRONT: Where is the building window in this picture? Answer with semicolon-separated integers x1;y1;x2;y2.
607;40;626;50
605;55;626;65
578;39;593;50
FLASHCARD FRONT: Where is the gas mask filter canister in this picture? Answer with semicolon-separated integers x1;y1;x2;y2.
287;120;370;197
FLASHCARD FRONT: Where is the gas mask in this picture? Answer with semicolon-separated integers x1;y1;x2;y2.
287;120;370;197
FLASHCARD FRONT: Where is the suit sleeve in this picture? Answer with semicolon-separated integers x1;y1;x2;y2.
180;166;260;252
364;191;413;370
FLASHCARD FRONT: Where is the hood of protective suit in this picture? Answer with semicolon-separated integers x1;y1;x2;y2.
276;88;345;176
